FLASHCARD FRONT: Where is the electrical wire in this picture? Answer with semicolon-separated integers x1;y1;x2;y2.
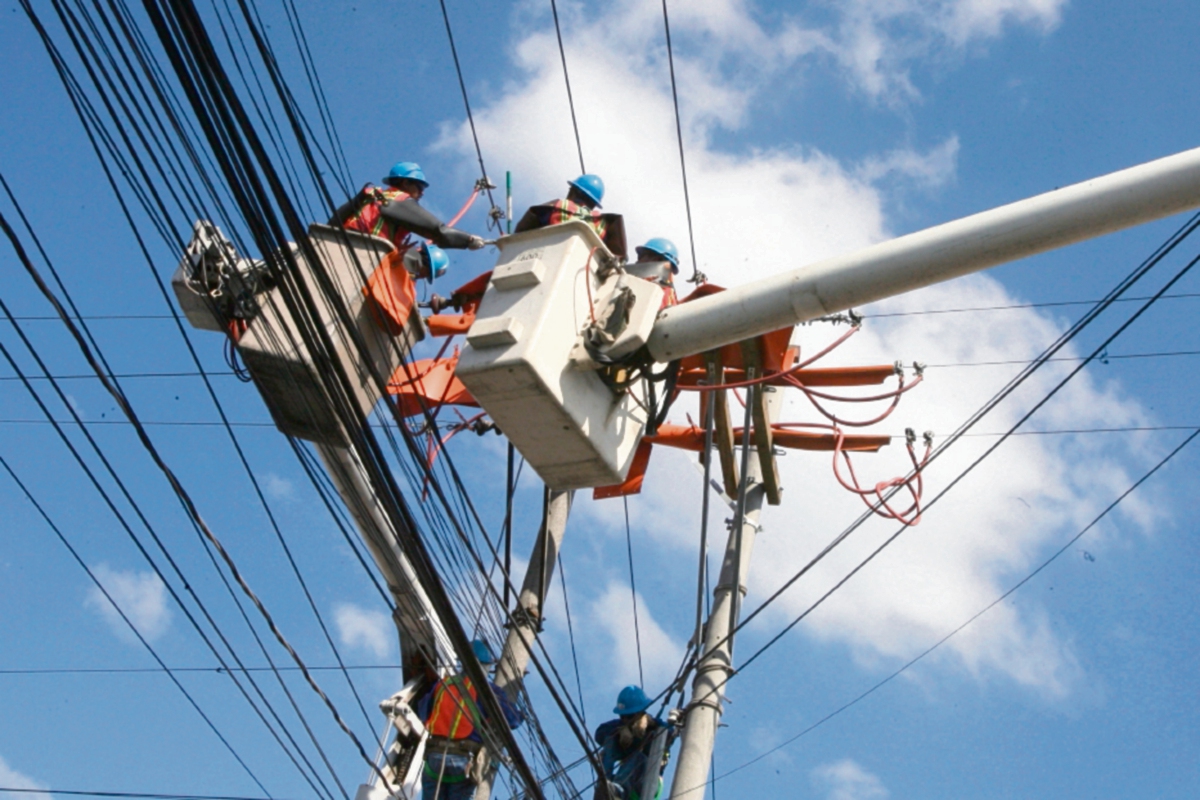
0;226;344;800
2;199;374;795
556;552;588;733
436;0;500;223
0;665;404;675
677;233;1200;717
660;0;702;284
651;211;1200;724
623;497;645;688
704;426;1200;789
0;455;272;797
548;0;585;174
0;790;279;800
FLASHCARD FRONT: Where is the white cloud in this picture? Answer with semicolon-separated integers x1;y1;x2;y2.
84;564;172;644
856;136;961;189
809;0;1066;103
588;582;685;693
441;0;1153;697
262;472;294;500
812;759;889;800
0;756;48;800
334;602;393;659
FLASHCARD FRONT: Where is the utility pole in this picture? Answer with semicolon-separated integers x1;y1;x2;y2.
669;386;783;800
474;488;573;800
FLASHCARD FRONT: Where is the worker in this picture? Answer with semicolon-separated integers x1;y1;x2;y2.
402;242;450;283
329;161;486;254
593;686;676;800
627;237;680;299
513;173;608;239
418;639;522;800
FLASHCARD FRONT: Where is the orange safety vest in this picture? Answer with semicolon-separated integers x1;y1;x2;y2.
425;675;482;740
536;198;607;239
343;184;415;252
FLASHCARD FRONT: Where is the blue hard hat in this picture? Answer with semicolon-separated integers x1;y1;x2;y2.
421;243;449;280
568;173;605;208
471;639;496;665
636;238;680;273
385;161;428;188
613;685;651;716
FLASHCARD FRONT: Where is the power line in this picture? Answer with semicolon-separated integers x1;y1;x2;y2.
660;0;702;284
708;426;1200;788
0;789;279;800
4;345;1200;385
548;0;585;173
1;198;365;796
658;210;1200;719
0;454;271;797
1;210;341;800
6;291;1200;327
4;417;1199;440
864;290;1200;319
682;229;1200;719
624;496;645;687
436;0;500;221
0;665;403;675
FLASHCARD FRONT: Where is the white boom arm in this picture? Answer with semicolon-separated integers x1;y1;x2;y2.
647;146;1200;362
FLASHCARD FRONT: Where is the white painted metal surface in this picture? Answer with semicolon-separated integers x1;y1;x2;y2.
648;146;1200;362
456;221;661;489
237;224;424;446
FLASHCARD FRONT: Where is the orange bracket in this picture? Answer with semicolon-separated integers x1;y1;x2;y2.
591;425;890;500
425;270;491;337
387;354;478;418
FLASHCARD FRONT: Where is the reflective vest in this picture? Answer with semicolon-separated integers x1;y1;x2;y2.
343;184;414;252
425;675;481;740
535;198;606;239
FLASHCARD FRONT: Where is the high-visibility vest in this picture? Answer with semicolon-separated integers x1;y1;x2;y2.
425;675;482;740
343;184;414;252
535;199;606;239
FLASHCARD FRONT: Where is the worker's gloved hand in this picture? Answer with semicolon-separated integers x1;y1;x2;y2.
667;708;684;728
467;235;486;250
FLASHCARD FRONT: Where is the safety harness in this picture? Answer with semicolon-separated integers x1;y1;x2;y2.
342;184;415;252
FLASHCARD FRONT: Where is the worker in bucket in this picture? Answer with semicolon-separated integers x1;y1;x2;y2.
514;173;608;239
417;639;523;800
330;161;486;254
593;686;678;800
402;242;450;284
626;237;680;305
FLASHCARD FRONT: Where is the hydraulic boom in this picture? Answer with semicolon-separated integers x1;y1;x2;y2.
648;146;1200;362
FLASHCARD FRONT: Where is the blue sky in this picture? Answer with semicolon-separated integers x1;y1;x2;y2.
2;1;1200;799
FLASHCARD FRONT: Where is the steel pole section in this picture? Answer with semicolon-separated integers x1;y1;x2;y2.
317;443;454;672
648;146;1200;363
669;387;783;800
473;488;573;800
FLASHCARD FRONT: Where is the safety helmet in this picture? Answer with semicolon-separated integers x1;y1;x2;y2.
567;173;605;208
635;238;680;273
613;685;651;716
471;639;496;665
420;243;449;280
384;161;429;189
